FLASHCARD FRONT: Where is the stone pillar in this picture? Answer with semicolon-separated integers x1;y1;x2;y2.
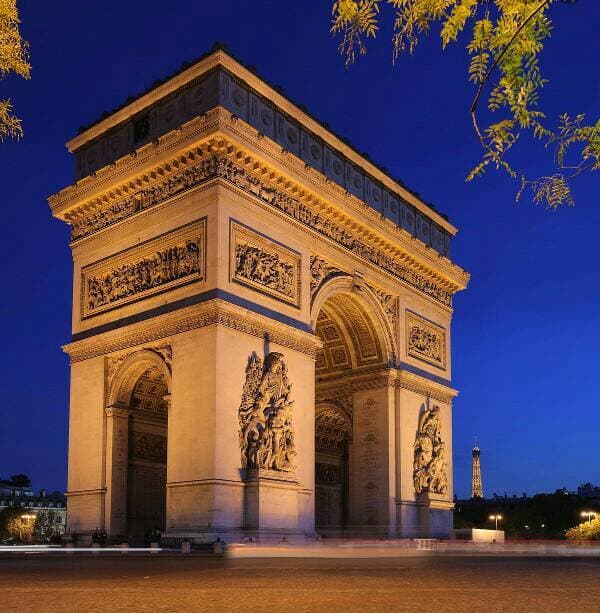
164;323;316;543
104;407;130;539
394;381;455;538
350;381;397;537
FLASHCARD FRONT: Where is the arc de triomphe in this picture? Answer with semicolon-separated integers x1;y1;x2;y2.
48;46;469;544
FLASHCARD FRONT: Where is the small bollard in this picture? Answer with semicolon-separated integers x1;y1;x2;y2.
181;541;191;554
120;543;129;554
92;543;101;554
150;542;160;553
213;539;223;554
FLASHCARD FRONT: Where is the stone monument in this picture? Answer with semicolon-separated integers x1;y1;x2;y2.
48;44;469;543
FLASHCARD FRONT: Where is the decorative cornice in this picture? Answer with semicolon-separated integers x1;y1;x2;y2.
65;488;106;498
65;49;456;236
62;148;458;307
48;109;469;298
63;298;321;362
316;367;457;404
216;114;468;291
395;370;458;404
105;407;131;419
49;110;221;218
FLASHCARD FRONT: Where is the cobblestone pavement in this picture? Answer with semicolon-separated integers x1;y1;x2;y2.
1;554;599;612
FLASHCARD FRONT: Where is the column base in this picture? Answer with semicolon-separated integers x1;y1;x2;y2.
244;468;302;532
416;492;454;538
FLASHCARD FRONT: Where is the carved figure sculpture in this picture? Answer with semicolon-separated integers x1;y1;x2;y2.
409;325;442;364
413;405;448;495
86;240;201;312
238;352;296;472
234;243;295;299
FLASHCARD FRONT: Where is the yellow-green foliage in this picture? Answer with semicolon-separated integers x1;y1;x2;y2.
331;0;599;209
0;0;30;141
565;515;600;541
0;507;34;541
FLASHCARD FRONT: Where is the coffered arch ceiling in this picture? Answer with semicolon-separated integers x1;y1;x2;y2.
315;292;385;376
130;368;169;416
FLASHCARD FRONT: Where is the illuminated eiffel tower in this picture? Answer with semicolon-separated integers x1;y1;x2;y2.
471;444;483;499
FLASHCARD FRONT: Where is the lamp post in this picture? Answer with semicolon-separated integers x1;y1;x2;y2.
19;513;36;542
489;514;503;530
581;511;597;525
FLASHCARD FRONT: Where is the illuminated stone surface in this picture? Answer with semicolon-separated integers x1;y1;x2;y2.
48;48;469;543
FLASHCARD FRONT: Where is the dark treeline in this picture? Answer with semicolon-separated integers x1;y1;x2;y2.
455;491;598;539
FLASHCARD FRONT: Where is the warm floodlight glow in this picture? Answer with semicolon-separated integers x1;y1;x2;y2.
489;514;503;529
581;511;597;523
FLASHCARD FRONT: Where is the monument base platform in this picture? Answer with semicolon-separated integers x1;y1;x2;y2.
416;492;454;539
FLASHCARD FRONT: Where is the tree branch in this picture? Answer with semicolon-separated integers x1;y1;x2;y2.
469;0;552;145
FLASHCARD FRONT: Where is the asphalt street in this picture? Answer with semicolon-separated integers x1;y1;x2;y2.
1;554;599;612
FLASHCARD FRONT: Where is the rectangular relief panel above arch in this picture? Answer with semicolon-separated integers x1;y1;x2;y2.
405;310;447;371
80;219;207;320
229;219;301;309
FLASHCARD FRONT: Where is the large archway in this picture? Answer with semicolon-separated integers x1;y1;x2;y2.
312;282;394;537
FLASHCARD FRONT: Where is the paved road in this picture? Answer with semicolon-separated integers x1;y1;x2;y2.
1;554;599;612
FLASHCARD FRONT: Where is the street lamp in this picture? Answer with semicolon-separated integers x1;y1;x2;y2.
489;514;503;530
19;513;36;542
581;511;597;524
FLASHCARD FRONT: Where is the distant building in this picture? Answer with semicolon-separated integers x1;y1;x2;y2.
0;481;66;538
578;483;600;501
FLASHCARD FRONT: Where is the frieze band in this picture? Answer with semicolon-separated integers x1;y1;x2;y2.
73;154;452;306
81;220;206;319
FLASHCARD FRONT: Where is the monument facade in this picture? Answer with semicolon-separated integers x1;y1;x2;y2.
48;46;469;543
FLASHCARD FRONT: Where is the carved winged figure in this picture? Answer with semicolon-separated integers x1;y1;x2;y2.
238;352;296;473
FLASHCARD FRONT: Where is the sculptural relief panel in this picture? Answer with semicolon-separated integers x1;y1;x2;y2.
129;431;168;463
230;220;301;308
238;352;296;473
405;311;446;369
413;405;448;496
81;220;206;319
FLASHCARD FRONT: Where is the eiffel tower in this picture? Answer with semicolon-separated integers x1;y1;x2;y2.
471;444;483;499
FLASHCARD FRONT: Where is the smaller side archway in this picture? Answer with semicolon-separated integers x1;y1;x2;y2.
104;349;172;543
108;349;172;409
315;403;352;536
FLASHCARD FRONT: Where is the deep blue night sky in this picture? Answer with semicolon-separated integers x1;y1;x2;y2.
1;1;598;498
